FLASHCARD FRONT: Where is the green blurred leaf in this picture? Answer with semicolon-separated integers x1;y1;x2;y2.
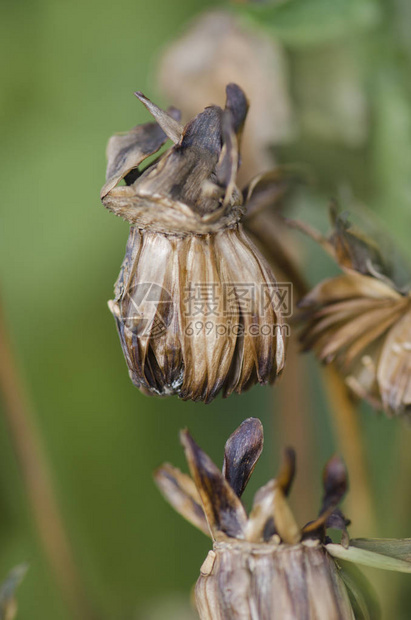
327;542;411;573
371;67;411;258
350;538;411;562
237;0;381;47
0;564;28;620
339;561;381;620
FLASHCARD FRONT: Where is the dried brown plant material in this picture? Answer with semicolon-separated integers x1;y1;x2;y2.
101;85;287;403
294;207;411;417
157;10;308;300
156;417;410;619
157;10;293;185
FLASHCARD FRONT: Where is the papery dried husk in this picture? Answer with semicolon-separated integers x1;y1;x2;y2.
300;269;411;416
109;224;285;403
295;209;411;417
102;85;286;402
195;540;354;620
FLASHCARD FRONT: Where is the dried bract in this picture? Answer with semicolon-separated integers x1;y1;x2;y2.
155;417;392;619
101;85;286;402
295;208;411;417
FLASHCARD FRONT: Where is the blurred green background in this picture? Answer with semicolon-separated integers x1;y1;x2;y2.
1;0;411;618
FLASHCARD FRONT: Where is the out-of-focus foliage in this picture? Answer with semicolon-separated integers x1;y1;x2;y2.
1;0;411;618
239;0;381;47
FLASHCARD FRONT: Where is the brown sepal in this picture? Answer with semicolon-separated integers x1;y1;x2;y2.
180;429;248;540
154;463;210;537
222;417;264;497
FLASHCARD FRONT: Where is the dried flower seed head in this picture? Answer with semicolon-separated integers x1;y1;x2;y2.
155;418;411;617
294;206;411;417
155;418;382;619
101;85;286;402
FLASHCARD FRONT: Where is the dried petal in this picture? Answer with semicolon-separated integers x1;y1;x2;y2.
154;463;209;536
302;456;348;541
377;310;411;415
297;207;411;416
222;417;264;497
180;429;248;540
247;478;301;544
101;122;168;199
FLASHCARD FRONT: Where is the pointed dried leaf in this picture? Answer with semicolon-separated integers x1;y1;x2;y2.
322;455;348;512
134;91;184;143
224;83;249;139
276;447;296;496
154;463;210;537
222;417;263;497
180;429;247;540
216;109;238;207
302;456;348;540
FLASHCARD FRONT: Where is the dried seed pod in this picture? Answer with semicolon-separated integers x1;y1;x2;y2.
196;540;353;620
101;85;286;402
293;206;411;417
155;417;411;619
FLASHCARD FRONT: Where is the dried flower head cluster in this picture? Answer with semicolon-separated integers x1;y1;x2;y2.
155;417;411;618
101;84;286;402
155;418;352;618
296;207;411;417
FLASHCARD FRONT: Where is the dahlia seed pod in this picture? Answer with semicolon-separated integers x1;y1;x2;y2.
101;84;286;402
154;417;411;619
196;540;353;620
293;206;411;417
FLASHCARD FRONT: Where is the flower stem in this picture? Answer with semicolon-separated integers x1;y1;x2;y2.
322;365;377;537
0;300;98;620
